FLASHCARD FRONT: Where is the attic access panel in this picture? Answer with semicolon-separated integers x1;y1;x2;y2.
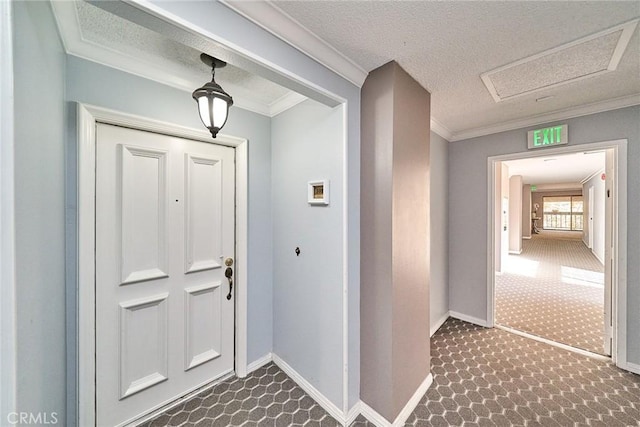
481;20;638;102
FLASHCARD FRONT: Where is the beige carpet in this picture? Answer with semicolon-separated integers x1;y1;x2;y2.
496;232;605;355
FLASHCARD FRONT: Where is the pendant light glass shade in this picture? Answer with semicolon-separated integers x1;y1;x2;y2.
193;54;233;138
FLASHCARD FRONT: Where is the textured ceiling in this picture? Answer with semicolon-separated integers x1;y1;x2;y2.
271;1;640;137
504;151;605;186
73;1;292;110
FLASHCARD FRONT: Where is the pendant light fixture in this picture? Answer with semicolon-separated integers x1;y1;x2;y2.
192;53;233;138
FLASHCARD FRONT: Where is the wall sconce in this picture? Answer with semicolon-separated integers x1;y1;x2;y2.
192;53;233;138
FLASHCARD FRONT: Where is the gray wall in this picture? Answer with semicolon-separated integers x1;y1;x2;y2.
430;132;449;334
448;105;640;365
271;99;345;408
361;62;430;422
13;0;67;423
143;1;362;407
583;174;606;264
65;56;274;366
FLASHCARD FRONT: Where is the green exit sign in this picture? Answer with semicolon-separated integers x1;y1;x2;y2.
527;124;568;149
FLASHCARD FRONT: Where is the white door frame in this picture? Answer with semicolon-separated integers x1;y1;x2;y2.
76;103;249;426
0;0;16;419
588;185;595;249
486;139;628;367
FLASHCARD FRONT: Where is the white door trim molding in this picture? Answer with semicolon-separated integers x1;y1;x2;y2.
486;139;628;368
0;0;16;419
76;103;249;426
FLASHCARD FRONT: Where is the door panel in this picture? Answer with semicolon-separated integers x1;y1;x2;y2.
96;124;235;426
185;154;223;274
119;145;169;284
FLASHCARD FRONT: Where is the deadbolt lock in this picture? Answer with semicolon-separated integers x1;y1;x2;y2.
224;257;234;267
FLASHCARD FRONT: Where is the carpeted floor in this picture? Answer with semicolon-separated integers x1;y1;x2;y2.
496;231;605;354
140;318;640;426
404;318;640;426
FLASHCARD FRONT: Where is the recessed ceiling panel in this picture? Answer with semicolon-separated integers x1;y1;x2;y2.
482;21;638;102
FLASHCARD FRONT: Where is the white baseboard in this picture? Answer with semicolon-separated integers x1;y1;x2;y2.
620;361;640;375
449;311;489;328
430;312;450;337
272;353;345;424
508;249;522;255
523;236;532;240
592;249;605;265
346;402;362;425
392;374;433;426
495;325;610;362
359;401;390;427
359;374;434;427
247;352;273;374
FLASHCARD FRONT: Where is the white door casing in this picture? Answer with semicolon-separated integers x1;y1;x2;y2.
486;140;627;369
588;186;594;249
96;124;235;426
77;104;249;426
603;149;614;356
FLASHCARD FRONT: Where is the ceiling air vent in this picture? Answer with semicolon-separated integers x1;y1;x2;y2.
481;19;638;103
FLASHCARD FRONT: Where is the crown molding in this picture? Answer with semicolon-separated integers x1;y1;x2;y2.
50;0;307;118
269;91;307;117
220;0;368;88
430;118;453;141
450;93;640;142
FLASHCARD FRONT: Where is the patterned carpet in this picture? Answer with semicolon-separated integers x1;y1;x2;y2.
139;318;640;426
496;231;605;354
140;363;340;427
404;319;640;426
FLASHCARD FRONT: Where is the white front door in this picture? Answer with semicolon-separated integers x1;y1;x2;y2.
95;124;236;426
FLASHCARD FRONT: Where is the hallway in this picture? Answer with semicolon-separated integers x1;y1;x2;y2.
141;318;640;426
496;231;605;354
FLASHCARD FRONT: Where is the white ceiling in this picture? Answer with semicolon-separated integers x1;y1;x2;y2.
504;151;605;186
52;1;307;117
227;0;640;140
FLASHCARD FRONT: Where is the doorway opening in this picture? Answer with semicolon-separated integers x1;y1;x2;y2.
487;140;628;363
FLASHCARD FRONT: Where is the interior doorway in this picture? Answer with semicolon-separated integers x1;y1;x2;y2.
487;140;627;363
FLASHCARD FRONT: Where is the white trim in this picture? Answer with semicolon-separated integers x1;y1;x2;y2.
272;353;345;424
341;102;350;415
523;236;532;240
391;374;433;426
450;311;489;328
430;118;453;141
219;0;367;87
580;168;604;185
0;0;16;419
486;157;497;327
508;249;523;255
235;141;248;378
345;402;362;426
359;401;390;427
619;361;640;375
451;94;640;142
486;140;628;372
481;20;639;103
246;353;273;374
76;104;249;425
50;0;307;119
269;91;307;117
430;312;450;337
592;248;605;266
359;374;434;427
495;325;611;361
